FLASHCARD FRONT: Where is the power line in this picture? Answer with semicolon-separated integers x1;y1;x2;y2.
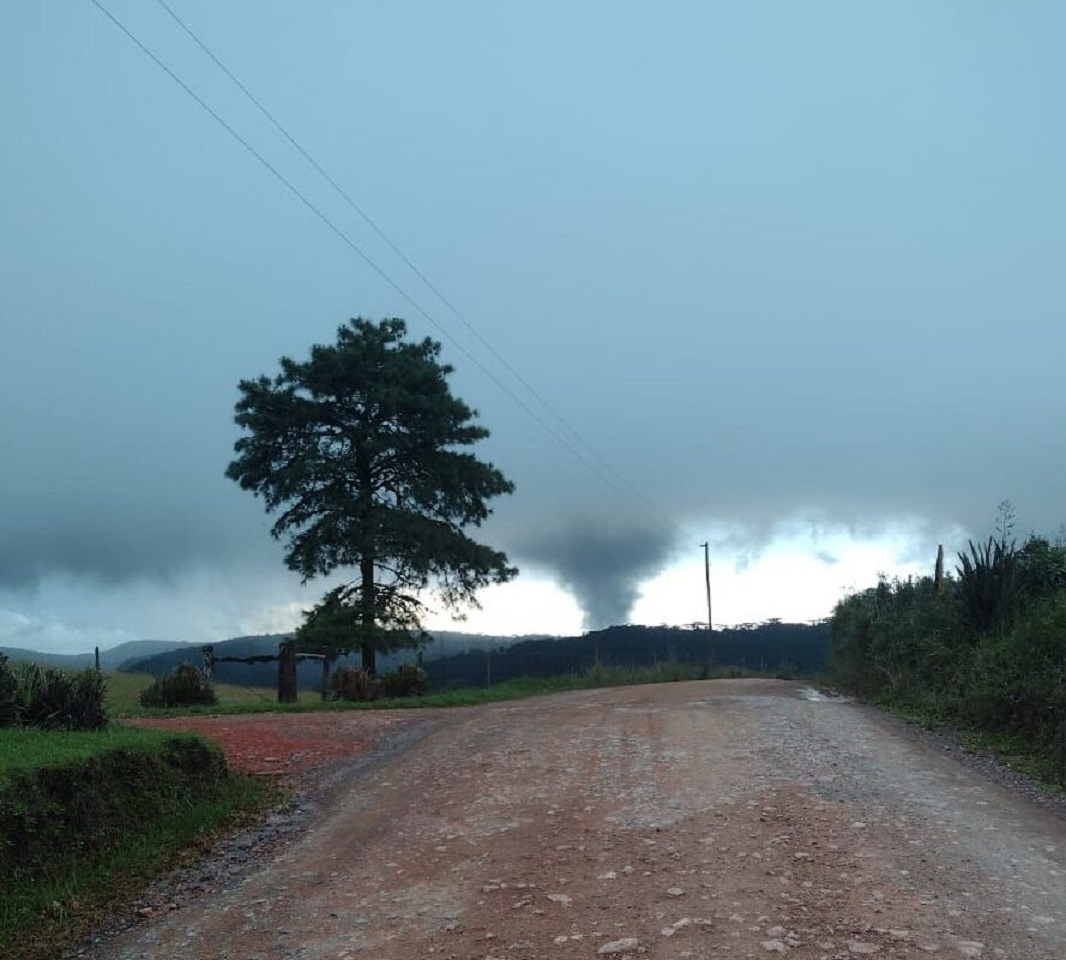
87;0;684;540
85;0;649;522
150;0;676;535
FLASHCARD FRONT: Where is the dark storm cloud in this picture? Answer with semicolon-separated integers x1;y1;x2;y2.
3;2;1066;649
518;517;677;629
0;511;218;588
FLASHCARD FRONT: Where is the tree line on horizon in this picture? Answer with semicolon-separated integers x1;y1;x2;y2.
121;620;829;689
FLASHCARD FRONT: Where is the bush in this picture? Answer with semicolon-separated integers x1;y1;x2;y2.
139;663;218;708
0;659;107;731
0;656;18;727
956;536;1019;635
330;666;381;702
380;663;429;698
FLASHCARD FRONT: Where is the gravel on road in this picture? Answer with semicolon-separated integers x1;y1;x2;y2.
78;680;1066;960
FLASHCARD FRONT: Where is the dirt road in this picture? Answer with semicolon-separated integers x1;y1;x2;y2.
91;680;1064;959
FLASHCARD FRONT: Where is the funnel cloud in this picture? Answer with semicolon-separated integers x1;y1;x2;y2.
521;519;677;629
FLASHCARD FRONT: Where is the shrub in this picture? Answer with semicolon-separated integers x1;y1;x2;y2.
956;536;1019;635
0;660;107;731
139;663;218;708
0;655;19;727
1016;535;1066;601
330;666;381;702
380;663;429;698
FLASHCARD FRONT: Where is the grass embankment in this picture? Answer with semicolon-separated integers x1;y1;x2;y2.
0;726;269;960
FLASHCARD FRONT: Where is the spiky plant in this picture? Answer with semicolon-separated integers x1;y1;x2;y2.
956;536;1018;635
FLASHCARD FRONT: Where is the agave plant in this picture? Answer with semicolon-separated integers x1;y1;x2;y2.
956;536;1018;635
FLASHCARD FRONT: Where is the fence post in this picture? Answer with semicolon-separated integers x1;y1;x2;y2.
277;641;298;703
321;653;332;702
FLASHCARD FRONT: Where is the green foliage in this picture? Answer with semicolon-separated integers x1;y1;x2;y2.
0;658;107;732
0;729;265;960
831;510;1066;786
955;536;1018;635
138;663;218;709
1016;534;1066;601
0;657;18;727
830;576;965;700
380;663;429;698
296;589;428;666
330;666;381;702
227;317;516;674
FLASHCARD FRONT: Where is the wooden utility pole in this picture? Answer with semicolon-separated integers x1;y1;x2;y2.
701;541;714;665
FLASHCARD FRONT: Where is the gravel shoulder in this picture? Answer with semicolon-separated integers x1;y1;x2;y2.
81;680;1065;960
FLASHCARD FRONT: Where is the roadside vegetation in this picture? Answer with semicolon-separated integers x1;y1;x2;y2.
110;657;802;717
830;503;1066;788
0;657;269;960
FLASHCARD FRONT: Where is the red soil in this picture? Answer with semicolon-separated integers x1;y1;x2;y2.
127;711;424;777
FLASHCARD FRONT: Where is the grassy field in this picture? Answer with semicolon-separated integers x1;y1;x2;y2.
106;660;778;717
104;671;326;715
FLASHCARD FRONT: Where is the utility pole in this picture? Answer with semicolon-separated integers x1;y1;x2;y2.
700;541;713;666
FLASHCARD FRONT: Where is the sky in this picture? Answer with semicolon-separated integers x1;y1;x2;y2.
2;2;1064;653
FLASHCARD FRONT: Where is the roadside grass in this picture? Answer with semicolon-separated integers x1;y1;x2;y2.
0;724;175;785
871;697;1066;796
0;725;272;960
111;660;813;717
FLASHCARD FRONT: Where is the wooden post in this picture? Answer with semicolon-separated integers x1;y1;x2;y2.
321;654;332;702
94;646;100;672
701;541;714;666
934;544;945;593
277;641;298;703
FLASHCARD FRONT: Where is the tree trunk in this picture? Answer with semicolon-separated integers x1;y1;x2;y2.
360;554;377;676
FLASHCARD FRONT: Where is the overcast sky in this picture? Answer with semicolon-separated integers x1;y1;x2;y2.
2;2;1064;653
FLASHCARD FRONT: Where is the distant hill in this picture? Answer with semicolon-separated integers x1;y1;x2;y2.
106;640;199;669
123;634;294;683
0;646;99;670
0;639;195;671
122;630;549;688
